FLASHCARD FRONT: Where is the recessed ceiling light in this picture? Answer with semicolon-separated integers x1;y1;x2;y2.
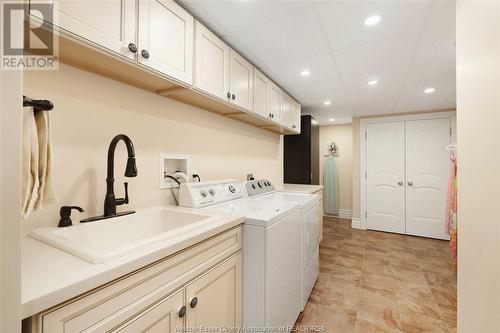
329;118;335;122
300;69;310;76
323;100;331;106
368;80;379;86
364;15;381;26
424;87;436;94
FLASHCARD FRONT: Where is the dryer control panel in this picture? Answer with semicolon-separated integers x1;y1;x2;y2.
179;179;242;208
240;179;276;198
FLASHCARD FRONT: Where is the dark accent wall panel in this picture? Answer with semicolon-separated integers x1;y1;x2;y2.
284;115;319;185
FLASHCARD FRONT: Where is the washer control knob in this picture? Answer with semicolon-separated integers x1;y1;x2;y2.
209;188;216;196
257;181;262;188
228;185;237;193
200;190;208;198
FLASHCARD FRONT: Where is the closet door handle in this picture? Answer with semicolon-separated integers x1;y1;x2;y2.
397;181;403;186
407;181;413;186
227;92;231;99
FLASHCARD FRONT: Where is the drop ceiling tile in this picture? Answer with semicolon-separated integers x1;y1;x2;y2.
283;8;329;61
333;33;420;79
316;0;431;50
425;0;456;30
412;25;456;70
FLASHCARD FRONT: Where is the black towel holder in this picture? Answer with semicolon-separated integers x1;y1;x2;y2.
23;95;54;111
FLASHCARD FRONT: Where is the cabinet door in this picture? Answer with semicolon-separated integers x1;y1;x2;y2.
291;102;301;132
366;122;406;234
114;289;185;333
281;94;292;128
31;0;137;60
268;84;282;123
229;50;253;111
186;253;242;332
194;21;230;100
138;0;194;85
253;69;269;117
405;118;451;239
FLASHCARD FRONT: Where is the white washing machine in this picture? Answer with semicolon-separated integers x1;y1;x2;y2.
240;179;320;309
179;179;302;332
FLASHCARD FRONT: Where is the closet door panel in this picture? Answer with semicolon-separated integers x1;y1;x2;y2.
366;122;406;234
405;118;451;239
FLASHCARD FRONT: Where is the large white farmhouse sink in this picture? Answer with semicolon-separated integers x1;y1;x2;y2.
29;207;219;264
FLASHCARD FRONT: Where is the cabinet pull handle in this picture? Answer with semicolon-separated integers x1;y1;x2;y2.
178;305;186;318
227;92;231;99
190;297;198;308
141;49;150;59
397;181;403;186
407;181;413;186
128;43;138;53
231;94;236;100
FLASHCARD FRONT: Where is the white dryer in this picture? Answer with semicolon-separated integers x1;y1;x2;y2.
240;180;320;309
179;179;302;332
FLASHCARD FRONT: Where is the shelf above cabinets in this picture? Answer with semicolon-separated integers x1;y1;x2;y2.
29;0;300;135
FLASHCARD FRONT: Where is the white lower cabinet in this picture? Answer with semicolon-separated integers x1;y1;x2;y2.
186;253;242;332
114;289;185;333
29;226;242;333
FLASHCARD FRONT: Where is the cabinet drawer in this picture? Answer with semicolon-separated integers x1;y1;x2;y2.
34;226;241;333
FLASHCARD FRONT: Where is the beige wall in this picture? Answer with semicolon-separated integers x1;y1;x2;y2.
319;124;353;213
456;2;500;331
22;64;283;232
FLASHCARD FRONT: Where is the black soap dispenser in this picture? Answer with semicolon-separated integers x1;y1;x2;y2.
58;206;84;227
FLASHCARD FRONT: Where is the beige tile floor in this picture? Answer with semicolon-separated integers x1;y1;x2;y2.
295;217;457;333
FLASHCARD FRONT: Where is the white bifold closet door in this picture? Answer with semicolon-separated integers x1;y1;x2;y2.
405;118;450;239
366;122;406;234
366;118;451;239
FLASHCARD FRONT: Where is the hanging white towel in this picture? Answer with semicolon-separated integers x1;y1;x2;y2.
22;107;56;219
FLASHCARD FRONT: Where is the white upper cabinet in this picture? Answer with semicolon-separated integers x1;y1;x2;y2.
138;0;194;85
268;84;282;123
281;94;292;128
291;101;301;132
229;50;253;111
194;21;230;100
253;69;270;118
37;0;137;60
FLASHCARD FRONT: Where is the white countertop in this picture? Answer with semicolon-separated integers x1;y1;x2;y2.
282;183;324;194
22;207;244;319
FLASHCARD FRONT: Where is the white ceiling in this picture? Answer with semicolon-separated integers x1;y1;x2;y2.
178;0;456;125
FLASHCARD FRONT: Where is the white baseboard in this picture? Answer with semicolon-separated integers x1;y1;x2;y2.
351;218;364;229
338;209;352;220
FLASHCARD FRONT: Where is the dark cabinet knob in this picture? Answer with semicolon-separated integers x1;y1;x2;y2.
292;125;296;128
227;92;231;99
190;297;198;308
178;305;186;318
231;94;235;100
141;49;150;59
128;43;138;53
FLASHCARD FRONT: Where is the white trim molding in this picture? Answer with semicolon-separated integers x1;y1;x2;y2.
351;218;363;230
338;209;352;220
